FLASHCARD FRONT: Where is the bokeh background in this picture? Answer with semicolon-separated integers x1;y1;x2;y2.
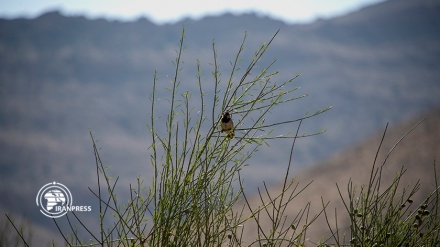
1;0;439;244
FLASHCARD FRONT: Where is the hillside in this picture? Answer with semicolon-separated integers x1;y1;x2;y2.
242;106;440;243
0;0;440;241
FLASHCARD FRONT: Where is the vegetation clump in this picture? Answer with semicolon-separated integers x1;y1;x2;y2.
4;29;439;247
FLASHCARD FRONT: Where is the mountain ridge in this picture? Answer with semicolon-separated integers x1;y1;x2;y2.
1;0;440;241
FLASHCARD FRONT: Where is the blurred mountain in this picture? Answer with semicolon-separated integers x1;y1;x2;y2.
0;0;439;242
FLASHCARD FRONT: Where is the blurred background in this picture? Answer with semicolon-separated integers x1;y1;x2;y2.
1;0;439;244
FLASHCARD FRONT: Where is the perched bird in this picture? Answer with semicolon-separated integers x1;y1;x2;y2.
221;112;235;139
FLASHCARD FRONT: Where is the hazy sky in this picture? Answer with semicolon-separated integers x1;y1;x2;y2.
1;0;385;24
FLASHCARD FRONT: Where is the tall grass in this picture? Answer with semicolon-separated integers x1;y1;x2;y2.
323;120;440;246
4;29;439;246
81;28;328;246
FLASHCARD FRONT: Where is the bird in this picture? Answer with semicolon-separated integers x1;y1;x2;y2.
221;112;235;139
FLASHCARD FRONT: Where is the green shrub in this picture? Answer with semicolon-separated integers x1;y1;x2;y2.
5;29;439;247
